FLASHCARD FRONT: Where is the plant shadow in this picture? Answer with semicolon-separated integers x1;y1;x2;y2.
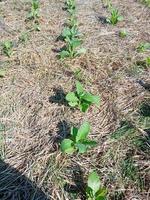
97;16;108;24
64;165;86;200
0;159;50;200
49;87;68;106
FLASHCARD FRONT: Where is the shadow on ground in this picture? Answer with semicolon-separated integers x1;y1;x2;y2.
0;159;49;200
49;87;68;106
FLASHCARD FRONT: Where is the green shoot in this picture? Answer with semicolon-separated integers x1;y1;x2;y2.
86;171;107;200
2;41;13;57
119;29;127;38
137;42;150;52
65;0;76;14
19;32;29;43
106;6;123;25
27;0;40;20
66;81;100;112
146;57;150;67
60;121;97;154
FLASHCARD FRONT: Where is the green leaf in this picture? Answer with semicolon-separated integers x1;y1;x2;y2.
0;69;6;78
82;140;97;148
95;188;107;200
76;143;87;153
71;38;81;48
59;50;70;59
76;48;86;55
68;102;78;107
60;139;75;154
76;81;84;95
82;93;100;106
88;171;101;194
79;102;90;112
66;92;79;103
76;121;90;142
62;27;71;38
70;127;78;141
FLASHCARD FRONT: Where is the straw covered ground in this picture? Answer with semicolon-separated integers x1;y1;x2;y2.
0;0;150;199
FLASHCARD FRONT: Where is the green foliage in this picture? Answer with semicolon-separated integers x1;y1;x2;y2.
27;0;40;20
19;32;29;43
65;0;76;14
2;41;13;57
141;0;150;7
146;57;150;67
60;121;97;154
119;29;127;38
137;42;150;52
86;171;107;200
66;81;100;112
106;6;123;25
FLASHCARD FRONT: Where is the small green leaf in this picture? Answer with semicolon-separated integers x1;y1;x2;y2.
59;50;70;59
68;102;78;107
96;188;107;200
70;127;78;141
117;15;124;21
76;121;90;142
88;171;101;194
60;139;75;154
82;93;100;106
79;102;90;112
76;48;86;55
62;27;71;38
76;142;87;153
76;81;84;95
82;140;97;148
66;92;79;103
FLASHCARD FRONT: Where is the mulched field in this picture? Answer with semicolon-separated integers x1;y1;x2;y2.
0;0;150;199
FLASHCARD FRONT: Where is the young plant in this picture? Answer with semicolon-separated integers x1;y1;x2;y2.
27;0;40;20
2;41;13;57
106;6;123;25
65;0;76;14
119;29;127;38
146;57;150;67
60;121;97;154
86;171;107;200
137;42;150;52
66;81;100;112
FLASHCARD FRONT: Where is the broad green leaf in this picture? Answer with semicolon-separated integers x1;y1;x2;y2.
82;140;97;148
88;171;100;194
60;139;75;154
0;70;6;78
68;102;78;107
96;188;107;200
70;38;81;48
76;121;90;142
79;102;90;112
82;93;100;106
76;81;84;95
59;50;70;59
66;92;79;102
62;27;71;38
76;142;87;153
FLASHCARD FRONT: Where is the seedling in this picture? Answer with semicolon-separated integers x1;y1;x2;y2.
146;57;150;67
141;0;150;7
137;42;150;52
27;0;40;20
65;0;76;14
19;32;29;43
106;7;123;25
119;29;127;38
86;171;107;200
66;81;100;112
2;41;13;57
60;121;97;154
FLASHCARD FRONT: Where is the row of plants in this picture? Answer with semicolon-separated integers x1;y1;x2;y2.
59;0;86;59
58;1;107;199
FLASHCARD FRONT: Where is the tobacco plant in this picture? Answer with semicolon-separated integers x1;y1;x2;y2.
2;41;13;57
86;171;107;200
60;121;97;154
66;81;100;112
27;0;40;20
106;6;123;25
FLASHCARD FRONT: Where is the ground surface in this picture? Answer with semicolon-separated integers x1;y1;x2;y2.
0;0;150;200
